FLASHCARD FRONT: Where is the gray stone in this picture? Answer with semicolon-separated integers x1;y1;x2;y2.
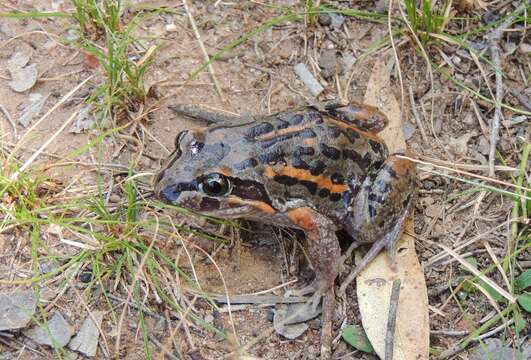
294;63;324;96
19;93;49;127
68;311;103;357
24;312;73;347
0;290;37;331
7;52;37;93
470;338;520;360
402;122;416;140
319;50;337;79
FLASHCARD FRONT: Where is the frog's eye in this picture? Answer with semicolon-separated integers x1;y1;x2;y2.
199;173;231;196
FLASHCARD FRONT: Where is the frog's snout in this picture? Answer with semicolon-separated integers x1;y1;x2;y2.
153;170;179;203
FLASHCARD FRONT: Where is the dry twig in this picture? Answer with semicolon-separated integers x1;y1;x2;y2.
182;0;225;102
385;279;401;360
485;2;528;176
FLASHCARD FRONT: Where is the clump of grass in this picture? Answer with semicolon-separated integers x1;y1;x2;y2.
71;0;155;122
403;0;451;45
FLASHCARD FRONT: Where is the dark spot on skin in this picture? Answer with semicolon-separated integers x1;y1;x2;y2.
234;158;258;171
246;122;274;138
259;133;297;148
318;188;330;198
292;158;310;170
294;146;315;157
330;193;342;202
368;204;376;218
200;197;220;211
319;143;341;160
274;175;298;186
343;128;361;143
307;111;323;123
276;119;290;129
299;180;317;194
369;140;384;155
331;173;344;184
342;150;371;171
230;178;273;205
258;147;285;164
309;160;326;176
341;191;352;205
288;114;304;125
326;126;341;138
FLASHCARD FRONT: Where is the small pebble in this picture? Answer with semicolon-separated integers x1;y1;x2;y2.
204;314;214;324
79;271;92;283
402;122;416;140
165;23;177;32
318;14;331;26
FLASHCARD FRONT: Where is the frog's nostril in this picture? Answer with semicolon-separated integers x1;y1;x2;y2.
159;186;181;203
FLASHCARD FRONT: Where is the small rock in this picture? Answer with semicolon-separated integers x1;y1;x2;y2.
329;13;345;29
341;53;356;72
19;93;48;127
482;11;499;24
425;204;441;219
402;122;416;140
477;136;490;155
204;314;214;324
7;52;38;93
69;104;95;133
470;338;519;360
165;23;177;32
294;63;324;97
68;311;103;357
8;52;30;69
448;133;472;156
452;55;461;65
24;312;73;347
519;43;531;54
79;271;92;283
0;290;37;331
318;50;337;79
318;14;331;26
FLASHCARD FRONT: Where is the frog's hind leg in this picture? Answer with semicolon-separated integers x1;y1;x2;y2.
339;154;416;296
325;101;389;133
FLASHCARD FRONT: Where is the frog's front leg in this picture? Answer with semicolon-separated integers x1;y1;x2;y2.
287;207;341;360
339;155;416;296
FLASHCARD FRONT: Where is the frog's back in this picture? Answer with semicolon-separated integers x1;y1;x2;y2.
218;107;389;222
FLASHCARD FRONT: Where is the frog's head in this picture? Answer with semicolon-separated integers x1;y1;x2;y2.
154;128;274;219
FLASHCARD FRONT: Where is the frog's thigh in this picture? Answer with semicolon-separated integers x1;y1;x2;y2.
286;207;340;285
346;154;416;246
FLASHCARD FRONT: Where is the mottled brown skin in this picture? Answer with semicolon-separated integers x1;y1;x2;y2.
154;102;416;359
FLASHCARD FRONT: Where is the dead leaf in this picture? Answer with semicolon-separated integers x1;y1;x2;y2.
357;57;430;360
18;93;49;127
84;53;100;69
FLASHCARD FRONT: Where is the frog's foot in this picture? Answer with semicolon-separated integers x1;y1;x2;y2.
338;207;410;297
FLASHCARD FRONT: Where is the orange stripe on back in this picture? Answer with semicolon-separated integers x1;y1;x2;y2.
264;165;348;194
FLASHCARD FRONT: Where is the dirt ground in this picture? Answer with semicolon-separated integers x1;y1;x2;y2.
0;1;529;359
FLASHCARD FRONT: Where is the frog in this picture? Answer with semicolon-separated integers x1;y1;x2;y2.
154;101;416;359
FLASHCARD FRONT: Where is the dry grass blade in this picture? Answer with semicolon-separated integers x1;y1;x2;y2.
435;243;515;303
10;105;82;181
182;0;225;102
